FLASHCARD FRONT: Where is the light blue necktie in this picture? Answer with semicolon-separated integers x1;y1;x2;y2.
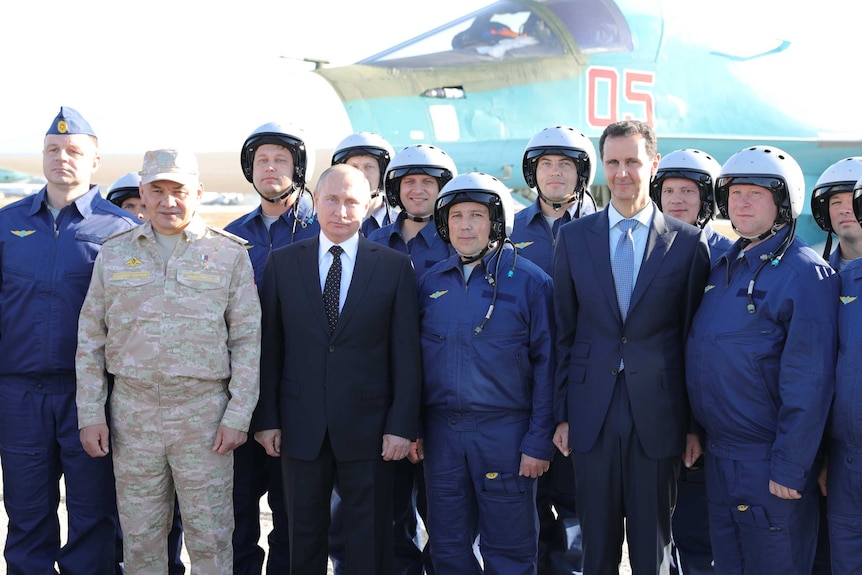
613;219;637;321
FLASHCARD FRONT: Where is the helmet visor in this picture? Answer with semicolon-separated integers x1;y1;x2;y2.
388;166;452;181
812;182;855;199
524;147;589;163
437;190;500;211
716;176;783;192
656;169;711;187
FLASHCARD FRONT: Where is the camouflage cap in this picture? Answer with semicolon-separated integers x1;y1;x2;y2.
141;149;199;186
46;106;96;137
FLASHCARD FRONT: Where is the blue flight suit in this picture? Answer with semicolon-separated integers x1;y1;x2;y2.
224;200;319;287
672;221;733;575
0;185;137;575
685;228;838;575
418;246;556;574
223;201;317;575
511;195;596;277
359;202;397;238
824;255;862;573
704;222;734;266
367;213;454;281
510;196;593;575
354;215;452;575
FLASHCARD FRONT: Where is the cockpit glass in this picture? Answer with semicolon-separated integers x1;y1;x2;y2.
359;0;632;68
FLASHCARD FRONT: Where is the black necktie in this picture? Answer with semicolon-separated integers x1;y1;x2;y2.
324;245;343;334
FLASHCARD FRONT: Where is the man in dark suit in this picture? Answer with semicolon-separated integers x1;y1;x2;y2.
254;164;422;575
552;120;710;574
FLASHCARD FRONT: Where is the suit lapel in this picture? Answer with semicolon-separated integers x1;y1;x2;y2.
332;237;379;339
629;208;675;313
298;237;332;336
587;210;622;320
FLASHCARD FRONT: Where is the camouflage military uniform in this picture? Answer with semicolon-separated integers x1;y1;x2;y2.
77;215;261;575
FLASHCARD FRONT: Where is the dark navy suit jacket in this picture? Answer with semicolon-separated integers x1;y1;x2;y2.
553;204;710;459
254;234;422;462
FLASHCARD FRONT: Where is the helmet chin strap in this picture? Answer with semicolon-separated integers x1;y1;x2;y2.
539;192;577;212
459;241;497;265
735;220;783;247
256;184;298;204
404;213;432;223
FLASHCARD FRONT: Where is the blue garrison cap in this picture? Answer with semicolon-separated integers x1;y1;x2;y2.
46;106;96;137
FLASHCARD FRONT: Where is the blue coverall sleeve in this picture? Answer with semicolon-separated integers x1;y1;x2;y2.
520;274;557;461
770;265;838;491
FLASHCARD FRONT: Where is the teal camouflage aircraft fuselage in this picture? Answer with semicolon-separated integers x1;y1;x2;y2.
314;0;862;245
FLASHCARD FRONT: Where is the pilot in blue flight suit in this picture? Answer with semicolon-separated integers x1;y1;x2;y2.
414;172;556;574
510;125;596;575
685;146;838;575
225;122;319;287
649;148;731;575
330;131;397;238
223;121;318;575
810;156;862;270
367;144;457;280
0;107;138;574
650;148;733;266
808;156;862;575
365;143;458;575
825;172;862;574
511;125;597;273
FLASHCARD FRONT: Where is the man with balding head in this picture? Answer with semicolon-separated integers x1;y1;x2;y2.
254;164;422;575
0;106;138;574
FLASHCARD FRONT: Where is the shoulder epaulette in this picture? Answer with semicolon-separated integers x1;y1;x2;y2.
208;226;248;245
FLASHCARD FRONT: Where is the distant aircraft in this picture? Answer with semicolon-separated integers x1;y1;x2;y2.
0;167;46;197
309;0;862;244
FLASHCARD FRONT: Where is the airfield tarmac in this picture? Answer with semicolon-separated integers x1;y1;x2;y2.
0;470;635;574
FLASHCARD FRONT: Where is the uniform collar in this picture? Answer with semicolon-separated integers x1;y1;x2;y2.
724;225;791;270
28;184;102;218
524;198;582;224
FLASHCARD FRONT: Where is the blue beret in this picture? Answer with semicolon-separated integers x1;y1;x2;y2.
46;106;96;137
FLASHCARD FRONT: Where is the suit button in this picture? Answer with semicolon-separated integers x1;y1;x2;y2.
621;337;627;344
328;345;335;352
611;369;618;376
450;419;457;425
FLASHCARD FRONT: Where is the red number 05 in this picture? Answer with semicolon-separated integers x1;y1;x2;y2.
587;66;655;128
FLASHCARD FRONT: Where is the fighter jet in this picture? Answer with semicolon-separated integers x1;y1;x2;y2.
310;0;862;243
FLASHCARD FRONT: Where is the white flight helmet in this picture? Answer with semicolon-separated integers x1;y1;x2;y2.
241;122;314;202
811;157;862;233
522;125;596;207
384;144;458;213
715;145;805;224
106;172;142;207
650;149;722;228
331;132;395;195
434;171;514;245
